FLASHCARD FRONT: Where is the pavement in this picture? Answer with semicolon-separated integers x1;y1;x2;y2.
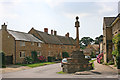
2;65;31;74
75;60;118;75
2;61;119;78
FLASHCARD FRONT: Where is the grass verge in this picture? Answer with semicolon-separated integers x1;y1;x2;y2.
89;59;96;68
57;71;66;74
16;62;56;68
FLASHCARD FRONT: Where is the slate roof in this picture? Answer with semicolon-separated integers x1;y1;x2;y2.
104;17;116;27
7;30;43;43
34;29;75;45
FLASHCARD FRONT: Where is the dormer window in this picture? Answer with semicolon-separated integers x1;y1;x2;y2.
37;43;41;47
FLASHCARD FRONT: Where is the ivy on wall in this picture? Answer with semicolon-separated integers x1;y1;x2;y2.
112;34;120;66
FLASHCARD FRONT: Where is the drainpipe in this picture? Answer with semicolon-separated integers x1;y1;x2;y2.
14;41;16;64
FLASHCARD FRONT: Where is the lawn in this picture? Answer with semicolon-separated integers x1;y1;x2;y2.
16;62;56;68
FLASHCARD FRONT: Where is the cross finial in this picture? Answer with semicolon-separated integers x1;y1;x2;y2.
3;23;5;25
76;16;79;21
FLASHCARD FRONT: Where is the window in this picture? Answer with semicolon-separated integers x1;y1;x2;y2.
31;42;34;46
49;44;51;48
37;51;41;57
20;51;25;58
20;41;25;46
37;43;41;47
48;51;51;56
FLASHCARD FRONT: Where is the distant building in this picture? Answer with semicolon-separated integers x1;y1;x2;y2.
83;44;99;57
99;41;103;54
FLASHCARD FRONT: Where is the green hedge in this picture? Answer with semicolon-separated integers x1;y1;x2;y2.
62;52;69;58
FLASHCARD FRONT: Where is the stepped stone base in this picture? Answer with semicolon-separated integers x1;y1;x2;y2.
62;50;93;73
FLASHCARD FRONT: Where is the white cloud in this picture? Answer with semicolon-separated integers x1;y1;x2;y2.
44;0;64;8
64;13;90;19
97;3;115;14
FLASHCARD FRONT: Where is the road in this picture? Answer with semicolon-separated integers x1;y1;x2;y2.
2;63;118;78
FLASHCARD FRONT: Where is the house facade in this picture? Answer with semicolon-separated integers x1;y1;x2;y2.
103;13;120;63
28;28;76;59
0;23;76;64
1;23;43;64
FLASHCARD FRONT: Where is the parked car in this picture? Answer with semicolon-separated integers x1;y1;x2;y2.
97;53;103;64
61;58;67;67
85;55;91;59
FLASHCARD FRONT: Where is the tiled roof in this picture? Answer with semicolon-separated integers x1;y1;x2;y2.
104;17;116;27
34;29;75;45
8;30;43;43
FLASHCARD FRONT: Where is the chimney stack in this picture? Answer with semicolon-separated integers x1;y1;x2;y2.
65;32;69;37
1;23;7;30
51;30;53;35
44;28;48;33
54;30;57;36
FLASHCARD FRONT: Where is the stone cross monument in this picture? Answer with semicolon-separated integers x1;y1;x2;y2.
62;16;93;73
75;16;80;50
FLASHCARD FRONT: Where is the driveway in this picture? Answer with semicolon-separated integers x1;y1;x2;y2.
2;62;118;78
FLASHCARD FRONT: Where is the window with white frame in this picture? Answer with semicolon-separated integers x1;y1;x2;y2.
20;51;25;58
37;43;41;47
20;41;25;46
31;42;34;46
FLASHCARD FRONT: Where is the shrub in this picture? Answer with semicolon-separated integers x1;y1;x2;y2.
100;59;104;64
47;56;53;62
24;57;33;64
108;61;114;65
31;51;38;63
62;52;69;58
38;56;46;62
90;51;96;58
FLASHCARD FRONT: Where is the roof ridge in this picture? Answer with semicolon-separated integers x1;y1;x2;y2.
8;29;31;35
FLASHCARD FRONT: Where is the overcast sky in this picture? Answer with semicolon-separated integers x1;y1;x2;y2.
0;0;119;39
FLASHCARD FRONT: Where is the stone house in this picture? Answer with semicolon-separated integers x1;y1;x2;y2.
28;28;76;59
103;17;115;63
103;13;120;63
83;44;99;57
0;23;43;64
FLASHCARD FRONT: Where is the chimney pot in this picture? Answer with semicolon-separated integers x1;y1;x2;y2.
54;30;57;36
65;32;69;37
51;30;53;35
44;28;48;33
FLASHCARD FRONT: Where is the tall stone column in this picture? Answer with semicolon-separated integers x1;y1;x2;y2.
75;16;80;50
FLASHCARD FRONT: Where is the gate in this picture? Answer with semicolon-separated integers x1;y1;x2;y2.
5;55;13;64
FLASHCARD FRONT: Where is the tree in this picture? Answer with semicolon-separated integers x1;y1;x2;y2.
79;37;94;49
94;35;103;44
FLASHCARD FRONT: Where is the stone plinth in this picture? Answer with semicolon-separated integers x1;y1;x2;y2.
62;50;93;73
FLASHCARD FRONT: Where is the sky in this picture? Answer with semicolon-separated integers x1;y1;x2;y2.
0;0;119;39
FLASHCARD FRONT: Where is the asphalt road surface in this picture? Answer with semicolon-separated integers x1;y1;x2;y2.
2;63;118;78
